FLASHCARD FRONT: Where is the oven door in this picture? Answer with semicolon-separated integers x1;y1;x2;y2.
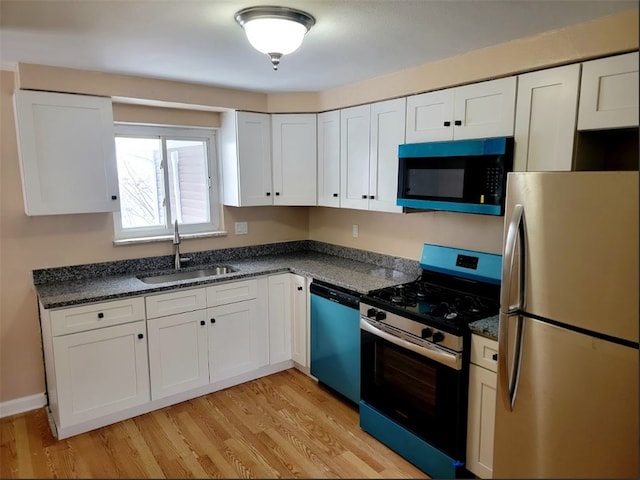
361;322;467;459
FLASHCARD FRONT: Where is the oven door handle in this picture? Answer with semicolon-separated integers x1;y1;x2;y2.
360;318;461;370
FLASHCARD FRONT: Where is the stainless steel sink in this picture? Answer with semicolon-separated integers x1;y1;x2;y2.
138;266;236;284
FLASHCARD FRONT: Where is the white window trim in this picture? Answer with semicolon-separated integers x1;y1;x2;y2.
113;123;223;243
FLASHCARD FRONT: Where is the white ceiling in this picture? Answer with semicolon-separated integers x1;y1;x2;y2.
0;0;636;93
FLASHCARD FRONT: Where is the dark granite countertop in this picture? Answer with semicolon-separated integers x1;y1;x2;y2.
34;242;420;309
468;315;499;341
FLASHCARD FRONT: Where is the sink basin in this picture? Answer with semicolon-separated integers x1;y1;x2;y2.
139;266;236;284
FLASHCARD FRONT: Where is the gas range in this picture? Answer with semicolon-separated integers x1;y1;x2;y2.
360;245;501;359
359;243;502;478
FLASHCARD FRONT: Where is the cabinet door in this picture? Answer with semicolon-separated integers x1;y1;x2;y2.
578;52;639;130
147;310;209;400
207;299;268;383
267;274;292;365
236;112;273;206
291;274;308;367
466;363;497;479
13;90;119;215
514;64;580;172
369;98;405;213
272;114;317;206
317;110;341;207
340;104;371;210
453;77;517;140
405;89;455;143
52;321;149;426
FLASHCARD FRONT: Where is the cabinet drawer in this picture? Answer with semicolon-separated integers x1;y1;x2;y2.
207;279;257;306
146;288;206;319
50;297;145;336
470;334;498;373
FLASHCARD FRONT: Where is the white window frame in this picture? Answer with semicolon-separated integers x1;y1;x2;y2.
113;123;223;243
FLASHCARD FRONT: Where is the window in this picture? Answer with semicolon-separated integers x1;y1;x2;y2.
113;124;221;241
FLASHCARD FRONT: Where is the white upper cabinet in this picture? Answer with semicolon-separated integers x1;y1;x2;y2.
221;111;317;207
340;98;405;212
578;52;639;130
406;77;517;143
514;64;581;172
13;90;120;216
317;110;341;207
340;104;371;210
369;98;405;213
272;114;317;206
221;111;272;207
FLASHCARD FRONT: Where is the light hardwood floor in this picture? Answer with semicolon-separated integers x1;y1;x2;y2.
1;369;428;478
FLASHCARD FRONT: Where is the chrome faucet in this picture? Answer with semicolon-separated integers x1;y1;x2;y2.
173;220;191;270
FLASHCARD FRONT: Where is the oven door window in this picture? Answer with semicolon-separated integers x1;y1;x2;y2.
361;330;465;458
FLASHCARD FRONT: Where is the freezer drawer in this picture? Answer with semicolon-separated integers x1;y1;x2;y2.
493;316;638;478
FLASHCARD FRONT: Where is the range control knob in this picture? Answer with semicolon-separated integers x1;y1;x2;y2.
421;327;433;339
432;331;445;343
367;308;377;318
375;311;387;321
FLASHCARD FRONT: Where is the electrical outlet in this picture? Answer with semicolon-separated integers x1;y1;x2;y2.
235;221;248;235
352;224;359;238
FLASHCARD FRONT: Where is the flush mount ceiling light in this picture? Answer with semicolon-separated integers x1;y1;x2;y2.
235;6;315;70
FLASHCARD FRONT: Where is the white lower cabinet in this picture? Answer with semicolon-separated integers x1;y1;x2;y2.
268;274;293;365
291;274;309;368
45;301;150;428
207;298;268;383
466;334;498;478
40;275;298;438
147;309;209;400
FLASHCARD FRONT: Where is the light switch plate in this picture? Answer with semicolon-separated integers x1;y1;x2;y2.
235;221;248;235
352;224;359;238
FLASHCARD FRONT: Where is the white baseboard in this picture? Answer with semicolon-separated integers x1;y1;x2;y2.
0;392;46;418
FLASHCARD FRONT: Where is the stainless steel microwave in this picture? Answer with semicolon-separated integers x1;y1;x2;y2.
396;136;514;215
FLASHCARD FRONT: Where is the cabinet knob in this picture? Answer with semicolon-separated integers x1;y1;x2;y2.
333;193;338;197
200;320;206;326
369;195;374;199
137;333;144;339
266;192;271;196
443;121;451;127
111;195;118;200
97;312;104;319
297;286;303;291
362;194;367;199
275;192;280;196
454;120;462;126
210;318;216;324
492;353;498;361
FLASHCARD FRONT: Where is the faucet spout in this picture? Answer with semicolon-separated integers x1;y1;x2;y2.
174;221;183;270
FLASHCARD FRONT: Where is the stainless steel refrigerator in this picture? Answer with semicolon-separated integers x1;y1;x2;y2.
495;171;638;478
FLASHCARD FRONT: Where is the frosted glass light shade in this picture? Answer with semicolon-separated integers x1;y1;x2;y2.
243;18;307;55
235;6;315;70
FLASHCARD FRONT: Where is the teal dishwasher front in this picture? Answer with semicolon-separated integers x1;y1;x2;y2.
309;281;360;404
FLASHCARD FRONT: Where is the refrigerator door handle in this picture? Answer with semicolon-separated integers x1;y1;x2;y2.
501;204;525;314
499;311;525;411
500;203;526;411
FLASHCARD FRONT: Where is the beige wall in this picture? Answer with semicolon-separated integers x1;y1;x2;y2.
0;8;638;404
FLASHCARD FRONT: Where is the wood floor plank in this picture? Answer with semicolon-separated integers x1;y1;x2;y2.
0;369;429;479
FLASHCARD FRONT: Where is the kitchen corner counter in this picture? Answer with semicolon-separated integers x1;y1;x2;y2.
34;244;420;309
469;315;499;341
